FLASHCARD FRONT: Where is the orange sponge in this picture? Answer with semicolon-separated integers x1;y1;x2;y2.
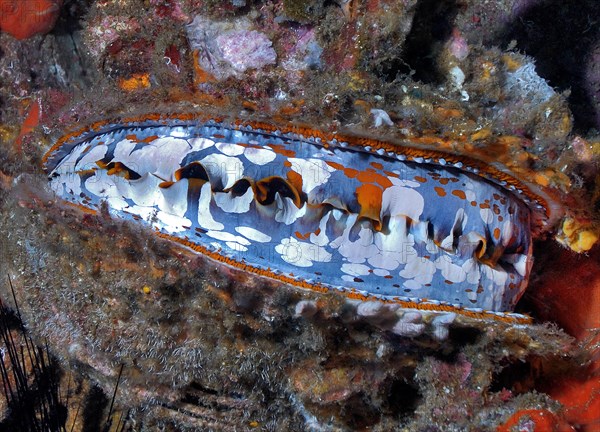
0;0;62;40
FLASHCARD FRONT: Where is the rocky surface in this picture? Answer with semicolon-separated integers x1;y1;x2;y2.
1;1;599;430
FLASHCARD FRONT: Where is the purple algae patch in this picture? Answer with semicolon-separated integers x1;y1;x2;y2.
216;30;276;73
187;15;276;80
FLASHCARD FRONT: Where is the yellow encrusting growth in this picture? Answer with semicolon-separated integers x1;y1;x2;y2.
558;218;599;253
470;128;492;141
118;73;151;91
502;54;522;72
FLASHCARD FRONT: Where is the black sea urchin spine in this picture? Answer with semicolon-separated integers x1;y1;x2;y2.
0;275;130;432
0;275;66;431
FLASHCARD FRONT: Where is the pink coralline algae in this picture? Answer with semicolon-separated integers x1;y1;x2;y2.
84;16;141;58
448;29;470;61
280;27;322;71
216;30;277;73
187;16;276;80
150;0;190;23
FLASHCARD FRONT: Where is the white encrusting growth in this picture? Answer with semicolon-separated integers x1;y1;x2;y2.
370;108;394;127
